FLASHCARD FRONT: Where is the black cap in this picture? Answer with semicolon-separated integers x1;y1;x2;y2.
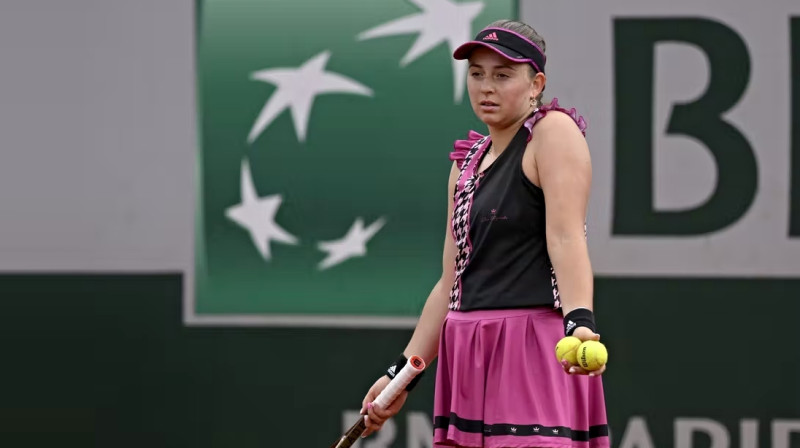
453;27;546;74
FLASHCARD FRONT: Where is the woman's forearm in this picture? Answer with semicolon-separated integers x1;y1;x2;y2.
547;233;594;315
403;278;451;366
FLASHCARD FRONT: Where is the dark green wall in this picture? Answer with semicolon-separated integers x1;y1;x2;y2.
2;275;798;447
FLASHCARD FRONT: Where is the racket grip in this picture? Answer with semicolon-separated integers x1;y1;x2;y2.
373;355;426;409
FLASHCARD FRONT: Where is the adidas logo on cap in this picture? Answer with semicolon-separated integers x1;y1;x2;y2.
483;32;499;41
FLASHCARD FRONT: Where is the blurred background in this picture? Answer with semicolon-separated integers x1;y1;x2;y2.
1;0;799;447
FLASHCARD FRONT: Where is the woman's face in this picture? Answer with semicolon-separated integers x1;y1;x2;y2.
466;47;544;129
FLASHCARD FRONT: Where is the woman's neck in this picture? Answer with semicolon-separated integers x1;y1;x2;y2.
486;109;534;155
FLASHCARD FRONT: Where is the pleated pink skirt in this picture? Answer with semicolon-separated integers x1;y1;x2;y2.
433;307;610;448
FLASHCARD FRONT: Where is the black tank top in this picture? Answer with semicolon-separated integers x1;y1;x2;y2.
448;100;586;311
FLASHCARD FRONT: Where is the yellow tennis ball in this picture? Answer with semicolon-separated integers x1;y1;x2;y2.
555;336;582;365
577;340;608;371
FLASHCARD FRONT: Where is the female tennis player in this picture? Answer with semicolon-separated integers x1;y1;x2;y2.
360;19;610;448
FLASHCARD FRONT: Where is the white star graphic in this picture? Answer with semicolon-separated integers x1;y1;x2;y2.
357;0;484;103
248;51;373;144
225;158;298;261
317;217;387;270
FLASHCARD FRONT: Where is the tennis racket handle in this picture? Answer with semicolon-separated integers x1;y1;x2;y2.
373;355;426;409
329;356;426;448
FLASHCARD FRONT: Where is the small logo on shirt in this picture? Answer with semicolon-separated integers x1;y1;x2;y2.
481;208;508;223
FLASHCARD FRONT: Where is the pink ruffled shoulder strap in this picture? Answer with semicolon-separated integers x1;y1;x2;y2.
449;129;485;170
449;98;586;167
523;97;587;141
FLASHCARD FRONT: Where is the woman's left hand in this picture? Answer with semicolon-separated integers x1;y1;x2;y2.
561;326;607;377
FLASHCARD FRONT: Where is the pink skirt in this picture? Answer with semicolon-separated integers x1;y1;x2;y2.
433;307;610;448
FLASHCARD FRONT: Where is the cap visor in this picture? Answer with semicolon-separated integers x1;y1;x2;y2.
453;41;527;61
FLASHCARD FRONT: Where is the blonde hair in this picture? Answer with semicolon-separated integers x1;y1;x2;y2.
485;19;547;107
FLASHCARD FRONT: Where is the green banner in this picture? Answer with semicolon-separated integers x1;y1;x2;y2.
195;0;514;326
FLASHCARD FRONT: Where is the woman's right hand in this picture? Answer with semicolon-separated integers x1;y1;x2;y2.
359;375;409;438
